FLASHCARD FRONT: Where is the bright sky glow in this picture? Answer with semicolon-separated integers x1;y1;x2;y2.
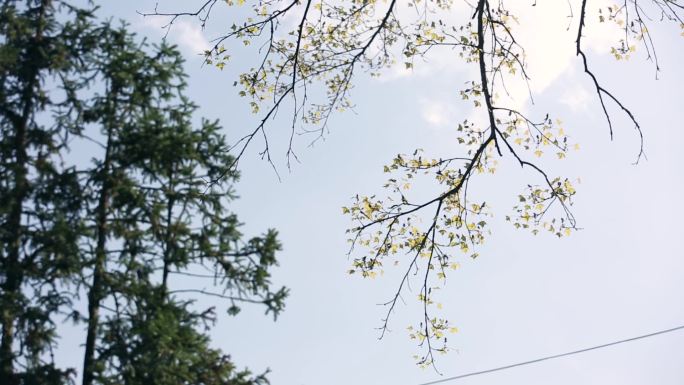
58;1;684;384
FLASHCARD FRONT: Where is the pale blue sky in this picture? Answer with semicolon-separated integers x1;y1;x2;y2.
57;1;684;384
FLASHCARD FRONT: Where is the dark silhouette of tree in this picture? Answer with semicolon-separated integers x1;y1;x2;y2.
0;1;97;383
78;31;286;384
1;2;286;384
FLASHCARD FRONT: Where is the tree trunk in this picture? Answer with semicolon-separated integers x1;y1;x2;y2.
160;165;176;298
82;124;115;385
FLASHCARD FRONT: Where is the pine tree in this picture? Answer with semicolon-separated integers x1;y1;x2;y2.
0;1;97;383
74;22;286;385
92;82;285;385
1;4;287;385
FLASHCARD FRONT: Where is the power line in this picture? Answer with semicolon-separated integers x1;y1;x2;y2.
419;324;684;385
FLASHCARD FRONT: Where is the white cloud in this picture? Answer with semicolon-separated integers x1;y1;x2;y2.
384;0;622;114
483;0;620;114
139;16;211;55
420;98;454;127
560;83;591;111
507;0;619;91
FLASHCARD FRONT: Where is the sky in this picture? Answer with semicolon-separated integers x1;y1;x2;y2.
57;1;684;384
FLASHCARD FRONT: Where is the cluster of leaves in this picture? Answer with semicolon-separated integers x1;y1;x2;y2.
598;1;681;66
147;0;683;370
0;2;285;384
343;115;577;367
